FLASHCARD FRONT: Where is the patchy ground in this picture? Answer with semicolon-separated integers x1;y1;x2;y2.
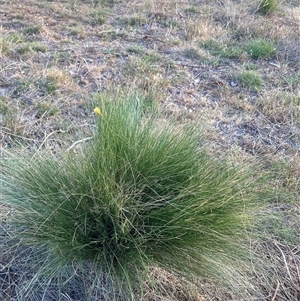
1;0;300;300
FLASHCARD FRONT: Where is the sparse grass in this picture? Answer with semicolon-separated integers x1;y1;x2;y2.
185;18;225;41
257;90;300;124
12;80;31;97
37;79;57;95
183;47;203;60
36;102;59;117
43;67;77;93
257;205;299;245
121;57;170;102
0;108;25;138
124;16;146;27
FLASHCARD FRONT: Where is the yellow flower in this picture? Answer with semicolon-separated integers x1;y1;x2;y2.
94;107;103;116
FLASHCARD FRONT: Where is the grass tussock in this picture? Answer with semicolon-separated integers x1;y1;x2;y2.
247;39;276;59
237;70;263;91
1;93;269;300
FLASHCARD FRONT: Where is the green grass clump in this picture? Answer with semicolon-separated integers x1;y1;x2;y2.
16;42;47;54
90;9;107;25
1;93;268;299
247;39;276;59
238;70;263;90
257;0;278;15
23;25;41;36
201;39;224;56
200;40;244;59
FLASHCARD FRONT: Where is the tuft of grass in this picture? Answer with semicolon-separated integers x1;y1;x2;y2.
200;40;244;59
22;25;42;36
237;70;263;90
184;6;198;14
257;0;278;15
0;33;26;55
90;9;107;25
1;93;270;299
247;39;276;59
15;42;47;54
221;45;245;59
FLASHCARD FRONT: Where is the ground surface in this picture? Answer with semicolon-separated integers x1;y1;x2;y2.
1;0;300;300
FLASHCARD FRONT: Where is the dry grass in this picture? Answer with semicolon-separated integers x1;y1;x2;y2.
1;0;299;300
